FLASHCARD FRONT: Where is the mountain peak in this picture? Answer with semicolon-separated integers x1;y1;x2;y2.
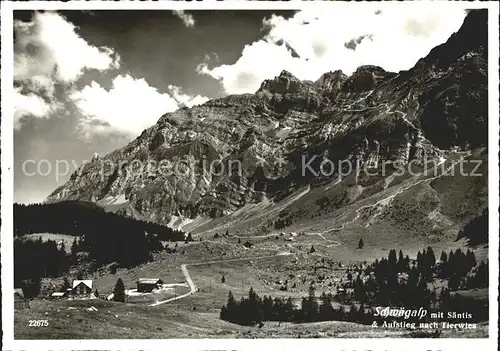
413;9;487;70
342;65;394;92
46;10;488;231
278;70;296;79
257;70;304;94
315;70;348;91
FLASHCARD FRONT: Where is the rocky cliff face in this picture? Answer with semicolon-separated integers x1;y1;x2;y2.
46;11;488;235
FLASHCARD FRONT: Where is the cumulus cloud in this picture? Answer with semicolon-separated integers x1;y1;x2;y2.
14;11;120;130
71;75;209;137
14;11;208;137
172;10;195;28
168;85;209;108
344;34;374;51
197;6;467;94
196;40;302;95
14;87;57;129
14;12;119;83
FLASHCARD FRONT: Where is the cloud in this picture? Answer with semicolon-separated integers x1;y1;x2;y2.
196;40;304;95
172;10;195;28
71;75;208;137
14;12;119;83
14;87;60;130
344;34;374;51
197;6;467;94
14;11;120;130
202;52;220;65
168;85;209;108
14;11;207;138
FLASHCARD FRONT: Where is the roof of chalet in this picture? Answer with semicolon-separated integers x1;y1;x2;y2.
72;280;93;289
14;289;25;300
137;278;163;285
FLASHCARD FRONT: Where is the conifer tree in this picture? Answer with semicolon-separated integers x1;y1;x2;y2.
62;276;71;290
247;287;262;325
466;249;477;269
417;250;423;269
473;261;488;288
354;275;366;302
439;251;449;277
404;255;411;272
113;278;126;302
71;237;78;256
358;303;366;323
301;285;318;322
388;249;397;267
319;291;335;321
224;290;237;322
348;303;358;320
284;297;295;321
262;295;274;320
440;250;448;264
447;250;455;278
426;246;436;267
397;250;405;272
358;238;364;249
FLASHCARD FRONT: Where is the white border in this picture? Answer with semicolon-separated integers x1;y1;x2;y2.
1;1;499;351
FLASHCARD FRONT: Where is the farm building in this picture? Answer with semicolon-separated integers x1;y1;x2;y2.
50;291;67;299
72;280;93;296
14;289;29;309
136;278;164;292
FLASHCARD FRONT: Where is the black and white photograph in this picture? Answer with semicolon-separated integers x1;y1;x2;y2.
1;1;499;350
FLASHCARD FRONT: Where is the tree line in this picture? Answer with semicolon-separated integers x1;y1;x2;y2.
220;245;488;326
344;247;486;309
220;283;487;327
437;247;486;290
14;201;186;267
456;207;488;245
219;286;366;326
14;238;70;298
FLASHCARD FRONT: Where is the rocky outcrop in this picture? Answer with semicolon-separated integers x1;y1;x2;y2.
314;70;348;92
258;70;310;95
45;11;488;230
342;65;396;92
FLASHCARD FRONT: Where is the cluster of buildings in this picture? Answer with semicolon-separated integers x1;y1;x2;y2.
14;289;29;309
136;278;164;292
14;277;165;309
49;280;94;300
14;280;95;309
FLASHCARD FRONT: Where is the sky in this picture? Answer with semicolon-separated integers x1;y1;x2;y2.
13;7;468;204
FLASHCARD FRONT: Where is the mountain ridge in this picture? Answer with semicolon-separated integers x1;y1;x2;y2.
45;10;488;241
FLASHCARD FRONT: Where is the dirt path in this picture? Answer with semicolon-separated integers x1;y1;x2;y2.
229;230;343;248
150;153;468;307
325;152;469;233
149;252;293;307
302;232;342;247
